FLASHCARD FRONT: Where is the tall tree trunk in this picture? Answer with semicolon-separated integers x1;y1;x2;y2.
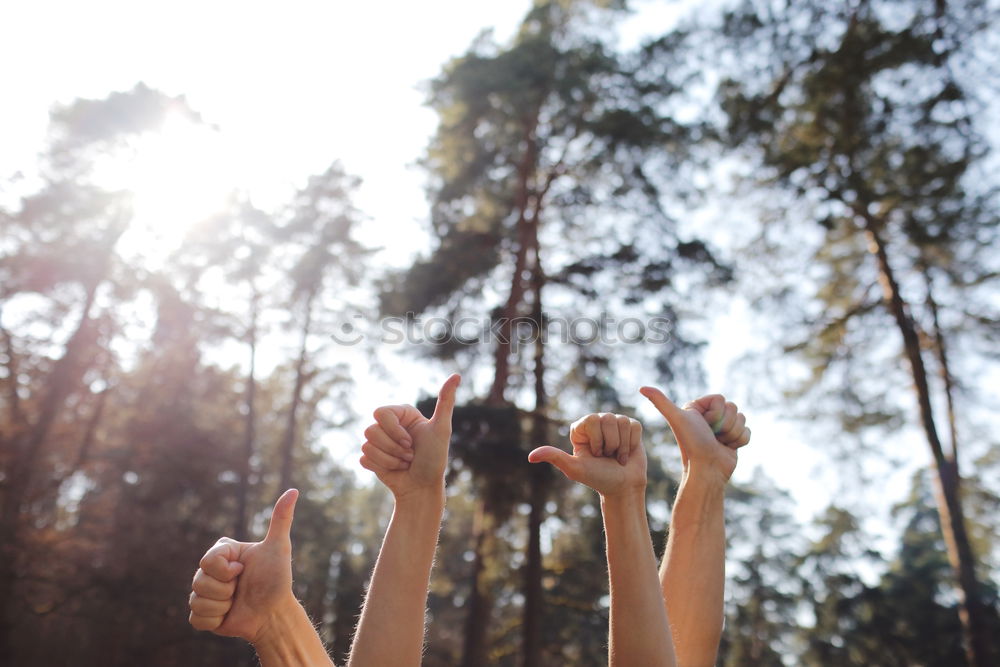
0;279;101;664
922;266;960;462
331;553;365;665
279;292;315;493
463;119;540;667
862;219;992;667
305;550;333;642
489;116;539;404
462;501;498;667
521;226;547;667
235;290;259;540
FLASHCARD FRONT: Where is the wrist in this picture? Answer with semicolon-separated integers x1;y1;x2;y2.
252;594;333;667
599;484;646;509
394;483;446;511
252;592;306;648
684;462;730;490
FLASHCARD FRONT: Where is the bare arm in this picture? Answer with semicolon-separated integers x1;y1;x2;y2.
347;374;459;667
641;389;751;667
660;467;727;666
604;489;676;667
347;490;444;666
530;413;675;667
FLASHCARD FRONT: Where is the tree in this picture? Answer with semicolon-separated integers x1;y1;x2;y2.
0;83;382;666
271;163;368;494
0;84;199;662
383;2;727;662
701;1;1000;662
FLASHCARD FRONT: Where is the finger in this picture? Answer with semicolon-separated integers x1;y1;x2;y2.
627;418;643;464
719;412;746;445
600;413;621;458
615;414;632;465
430;373;461;431
731;427;751;448
717;401;738;435
189;611;224;632
687;394;727;432
263;488;298;545
359;453;393;477
189;591;233;618
364;424;415;462
639;386;687;432
361;441;410;471
199;541;244;582
528;446;583;483
373;406;412;448
570;414;604;457
192;568;237;601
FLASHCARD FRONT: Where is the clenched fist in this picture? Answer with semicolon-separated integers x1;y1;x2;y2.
528;412;647;498
188;489;299;643
640;388;750;482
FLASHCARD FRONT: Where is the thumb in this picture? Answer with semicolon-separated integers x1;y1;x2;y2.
528;446;581;482
640;386;686;431
431;373;461;430
264;488;298;545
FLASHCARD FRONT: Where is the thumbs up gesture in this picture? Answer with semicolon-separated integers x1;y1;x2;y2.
528;413;647;499
639;388;750;483
188;489;300;642
360;374;460;500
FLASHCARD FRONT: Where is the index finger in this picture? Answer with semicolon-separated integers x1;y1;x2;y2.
686;394;727;432
372;406;413;448
198;540;243;582
570;414;604;457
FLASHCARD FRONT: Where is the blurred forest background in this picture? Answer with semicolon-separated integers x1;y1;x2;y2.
2;0;999;665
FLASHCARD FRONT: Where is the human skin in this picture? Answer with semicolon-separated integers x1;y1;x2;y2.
640;388;750;667
528;412;677;667
348;373;460;667
187;488;334;666
187;375;461;667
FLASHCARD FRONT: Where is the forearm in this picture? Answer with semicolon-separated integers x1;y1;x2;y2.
660;465;726;667
603;489;676;667
347;487;445;667
253;595;334;667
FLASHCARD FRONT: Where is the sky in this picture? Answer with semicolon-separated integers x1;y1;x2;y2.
0;0;934;548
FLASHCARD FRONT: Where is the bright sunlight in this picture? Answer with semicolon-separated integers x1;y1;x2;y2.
109;112;237;268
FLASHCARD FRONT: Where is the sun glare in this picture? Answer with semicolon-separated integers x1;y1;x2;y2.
112;113;237;268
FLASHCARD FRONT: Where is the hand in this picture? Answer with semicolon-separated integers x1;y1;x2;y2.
528;413;646;498
359;374;460;500
639;387;750;482
188;489;299;643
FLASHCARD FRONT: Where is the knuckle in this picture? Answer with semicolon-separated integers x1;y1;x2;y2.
364;424;378;439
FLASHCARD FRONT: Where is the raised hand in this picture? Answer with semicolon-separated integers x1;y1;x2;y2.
188;489;299;643
639;387;750;483
360;374;460;499
528;413;646;498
